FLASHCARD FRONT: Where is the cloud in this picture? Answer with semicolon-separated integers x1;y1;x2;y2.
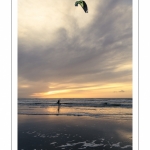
18;0;132;97
119;90;125;92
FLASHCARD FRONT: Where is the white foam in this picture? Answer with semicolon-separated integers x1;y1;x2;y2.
59;143;72;147
51;135;59;138
121;145;132;149
58;140;131;149
40;134;46;138
58;141;104;148
50;142;57;145
111;142;121;147
82;141;103;147
99;138;105;142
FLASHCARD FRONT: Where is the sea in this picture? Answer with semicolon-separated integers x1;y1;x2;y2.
18;98;132;150
18;98;132;119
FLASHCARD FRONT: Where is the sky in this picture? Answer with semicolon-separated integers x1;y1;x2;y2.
18;0;132;98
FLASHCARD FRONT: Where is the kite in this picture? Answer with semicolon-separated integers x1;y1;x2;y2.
75;0;88;13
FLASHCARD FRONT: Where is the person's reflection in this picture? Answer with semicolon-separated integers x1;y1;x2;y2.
57;105;60;114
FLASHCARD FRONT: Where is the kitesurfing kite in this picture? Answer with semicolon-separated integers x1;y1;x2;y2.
75;0;88;13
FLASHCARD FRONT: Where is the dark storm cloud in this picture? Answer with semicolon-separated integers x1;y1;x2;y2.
18;0;132;96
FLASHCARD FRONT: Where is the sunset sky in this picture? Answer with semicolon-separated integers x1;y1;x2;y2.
18;0;132;98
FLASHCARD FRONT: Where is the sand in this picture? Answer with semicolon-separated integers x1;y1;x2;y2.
18;114;132;150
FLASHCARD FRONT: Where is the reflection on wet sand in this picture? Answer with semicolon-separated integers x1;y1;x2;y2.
57;105;61;115
18;104;132;122
18;115;132;150
45;106;132;119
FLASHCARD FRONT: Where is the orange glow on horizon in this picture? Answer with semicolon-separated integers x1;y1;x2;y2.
30;83;132;98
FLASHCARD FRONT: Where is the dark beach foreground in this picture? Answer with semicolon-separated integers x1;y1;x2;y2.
18;114;132;150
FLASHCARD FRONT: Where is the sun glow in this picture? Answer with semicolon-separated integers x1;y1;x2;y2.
30;83;132;98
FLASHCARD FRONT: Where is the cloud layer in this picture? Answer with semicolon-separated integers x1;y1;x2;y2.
18;0;132;98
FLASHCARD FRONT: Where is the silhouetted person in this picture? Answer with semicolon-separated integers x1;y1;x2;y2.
57;99;61;115
57;99;60;105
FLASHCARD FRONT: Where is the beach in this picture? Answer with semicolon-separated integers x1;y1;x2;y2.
18;98;132;150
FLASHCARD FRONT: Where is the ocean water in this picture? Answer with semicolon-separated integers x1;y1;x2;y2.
18;98;132;119
18;98;132;150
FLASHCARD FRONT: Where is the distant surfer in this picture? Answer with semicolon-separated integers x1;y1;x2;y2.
57;99;61;105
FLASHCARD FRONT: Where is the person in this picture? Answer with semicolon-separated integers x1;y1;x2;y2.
57;99;60;105
57;99;61;115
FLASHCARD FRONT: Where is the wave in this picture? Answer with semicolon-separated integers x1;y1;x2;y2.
18;112;132;120
18;102;132;108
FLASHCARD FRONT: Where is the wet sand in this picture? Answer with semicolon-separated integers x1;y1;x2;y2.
18;115;132;150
